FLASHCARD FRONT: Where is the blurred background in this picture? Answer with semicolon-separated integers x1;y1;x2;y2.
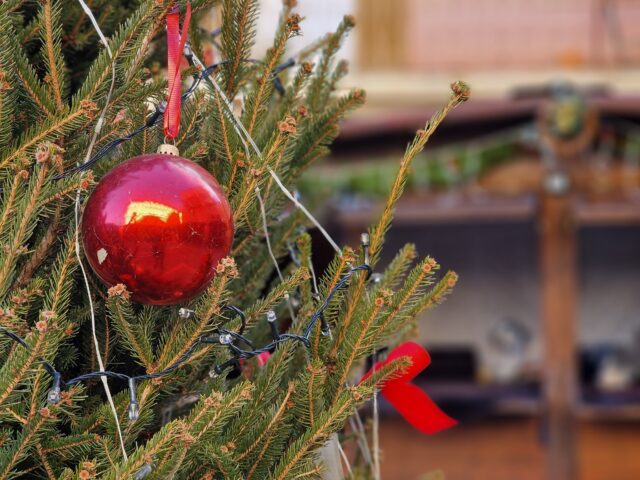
251;1;640;479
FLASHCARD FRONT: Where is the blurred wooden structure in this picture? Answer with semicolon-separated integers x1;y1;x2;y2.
356;0;406;70
329;92;640;479
379;418;640;480
356;0;640;71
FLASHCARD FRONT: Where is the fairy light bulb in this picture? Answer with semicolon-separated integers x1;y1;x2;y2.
128;378;140;421
134;462;153;479
47;372;62;404
312;294;331;337
266;310;280;340
361;232;370;266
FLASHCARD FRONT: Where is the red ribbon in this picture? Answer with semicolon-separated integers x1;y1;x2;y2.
256;351;271;367
360;342;457;435
163;2;192;140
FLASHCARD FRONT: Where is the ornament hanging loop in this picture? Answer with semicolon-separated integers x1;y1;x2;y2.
163;1;192;141
157;143;180;156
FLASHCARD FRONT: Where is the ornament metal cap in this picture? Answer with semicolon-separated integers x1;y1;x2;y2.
157;143;180;156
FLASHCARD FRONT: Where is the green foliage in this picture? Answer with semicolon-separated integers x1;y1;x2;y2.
0;1;465;478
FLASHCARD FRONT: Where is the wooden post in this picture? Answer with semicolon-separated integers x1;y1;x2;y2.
539;184;578;480
356;0;407;70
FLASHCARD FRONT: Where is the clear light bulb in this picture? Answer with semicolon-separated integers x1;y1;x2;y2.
128;402;140;421
47;387;61;404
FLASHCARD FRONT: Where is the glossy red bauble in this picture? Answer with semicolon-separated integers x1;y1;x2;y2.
81;153;233;305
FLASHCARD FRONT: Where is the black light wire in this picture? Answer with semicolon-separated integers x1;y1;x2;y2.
1;30;363;422
0;257;372;420
53;53;294;182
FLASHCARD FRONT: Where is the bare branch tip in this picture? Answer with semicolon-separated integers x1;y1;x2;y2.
450;81;470;102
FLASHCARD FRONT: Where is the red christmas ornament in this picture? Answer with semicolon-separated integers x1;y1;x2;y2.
81;150;233;305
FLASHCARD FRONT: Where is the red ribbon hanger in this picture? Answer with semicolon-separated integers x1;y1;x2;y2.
163;2;192;140
360;342;457;435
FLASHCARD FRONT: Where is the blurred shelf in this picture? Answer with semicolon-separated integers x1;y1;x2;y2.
420;381;541;416
338;98;538;140
342;71;640;107
578;403;640;421
573;197;640;226
332;193;537;228
331;190;640;230
337;72;640;140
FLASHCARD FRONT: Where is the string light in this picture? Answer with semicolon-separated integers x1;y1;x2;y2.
52;53;296;181
0;22;374;436
1;245;372;422
266;310;280;341
361;233;370;266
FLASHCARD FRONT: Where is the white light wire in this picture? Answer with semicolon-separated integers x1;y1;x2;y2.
255;186;297;322
336;437;353;476
372;351;381;480
193;44;379;475
189;49;342;256
349;413;374;469
74;0;128;460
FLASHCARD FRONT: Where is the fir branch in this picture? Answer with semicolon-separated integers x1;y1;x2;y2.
1;407;26;425
222;343;295;446
29;368;46;419
186;382;253;443
230;130;288;228
0;164;50;299
0;10;18;147
13;202;62;289
0;175;23;239
379;243;417;290
210;85;236;187
320;248;355;296
0;407;53;478
1;9;56;121
368;257;440;346
263;133;294;201
260;61;313;145
0;106;89;174
287;360;325;430
37;171;93;208
176;91;206;147
13;61;56;118
306;15;355;115
155;263;237;372
74;0;173;103
291;88;365;171
40;0;68;109
327;275;366;362
269;384;369;480
106;295;154;370
42;434;100;458
104;421;188;480
236;382;293;463
243;267;309;327
244;13;301;135
43;229;78;314
35;441;57;480
156;444;189;479
404;271;458;320
330;293;386;403
368;81;470;262
221;0;259;98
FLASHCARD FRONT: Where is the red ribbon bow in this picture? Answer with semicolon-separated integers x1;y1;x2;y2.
163;2;192;140
360;342;457;434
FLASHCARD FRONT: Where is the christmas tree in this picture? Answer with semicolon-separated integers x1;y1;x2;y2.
0;0;468;478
